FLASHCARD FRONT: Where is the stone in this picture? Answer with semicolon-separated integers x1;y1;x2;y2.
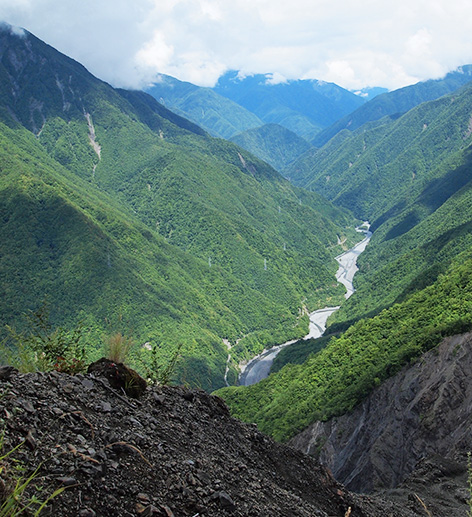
57;477;77;486
211;491;236;512
87;358;147;398
0;366;18;381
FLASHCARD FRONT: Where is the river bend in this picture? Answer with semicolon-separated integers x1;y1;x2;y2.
239;226;372;386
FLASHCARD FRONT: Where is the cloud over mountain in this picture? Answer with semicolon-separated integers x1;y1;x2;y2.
1;0;472;90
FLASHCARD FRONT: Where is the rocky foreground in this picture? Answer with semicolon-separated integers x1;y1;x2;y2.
0;363;429;517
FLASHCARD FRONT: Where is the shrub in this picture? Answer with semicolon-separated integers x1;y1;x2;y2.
3;304;87;374
103;332;133;364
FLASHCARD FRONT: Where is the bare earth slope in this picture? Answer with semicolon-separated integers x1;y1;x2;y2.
290;332;472;514
0;368;420;517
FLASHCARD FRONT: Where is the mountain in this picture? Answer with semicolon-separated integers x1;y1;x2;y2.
145;74;263;139
217;247;472;442
0;24;357;390
229;123;312;171
217;81;472;453
213;71;366;141
286;81;472;328
312;65;472;146
290;332;472;494
350;86;389;100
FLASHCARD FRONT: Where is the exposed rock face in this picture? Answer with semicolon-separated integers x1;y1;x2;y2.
0;368;418;516
289;333;472;498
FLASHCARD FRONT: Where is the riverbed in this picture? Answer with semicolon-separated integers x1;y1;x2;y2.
239;226;372;386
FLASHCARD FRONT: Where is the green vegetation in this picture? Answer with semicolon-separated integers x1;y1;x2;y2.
230;124;312;172
213;71;365;141
3;304;87;374
289;83;472;221
0;430;65;516
104;332;133;364
312;65;472;147
270;335;333;374
145;74;263;139
0;27;357;391
217;251;472;441
285;80;472;330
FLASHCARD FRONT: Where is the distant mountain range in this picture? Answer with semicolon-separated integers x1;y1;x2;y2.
311;65;472;146
146;67;472;173
0;24;356;390
218;66;472;454
146;71;366;141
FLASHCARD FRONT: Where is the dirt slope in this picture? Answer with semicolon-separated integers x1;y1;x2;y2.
0;366;420;517
290;333;472;515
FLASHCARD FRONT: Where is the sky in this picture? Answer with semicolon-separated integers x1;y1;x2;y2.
1;0;472;92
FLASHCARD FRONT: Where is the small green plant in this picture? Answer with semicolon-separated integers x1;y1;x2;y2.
104;332;133;364
140;343;183;385
0;432;65;516
3;303;88;374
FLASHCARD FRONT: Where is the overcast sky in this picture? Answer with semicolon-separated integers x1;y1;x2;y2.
1;0;472;91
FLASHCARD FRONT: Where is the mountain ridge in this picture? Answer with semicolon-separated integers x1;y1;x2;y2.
311;65;472;146
0;24;357;390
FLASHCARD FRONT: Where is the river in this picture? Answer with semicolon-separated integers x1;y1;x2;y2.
238;225;372;387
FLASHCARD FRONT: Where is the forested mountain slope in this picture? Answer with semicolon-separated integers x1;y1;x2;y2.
312;65;472;146
145;74;263;139
229;123;312;171
213;71;366;141
288;82;472;221
217;248;472;441
287;82;472;327
0;25;357;389
218;79;472;445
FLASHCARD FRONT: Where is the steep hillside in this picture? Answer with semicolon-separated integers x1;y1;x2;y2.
290;332;472;497
0;119;270;391
0;25;358;389
229;123;312;171
0;367;425;517
213;71;366;140
286;82;472;326
312;65;472;146
145;74;263;139
288;83;472;221
217;249;472;441
329;159;472;329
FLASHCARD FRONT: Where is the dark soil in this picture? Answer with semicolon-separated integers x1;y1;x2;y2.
0;368;422;516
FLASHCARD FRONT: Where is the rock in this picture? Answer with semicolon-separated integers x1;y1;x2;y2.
57;477;77;486
78;509;96;517
0;369;435;516
0;366;18;381
87;357;147;398
290;332;472;497
100;401;112;413
81;378;94;390
152;392;165;405
211;491;237;512
159;506;175;517
25;430;36;450
182;391;195;402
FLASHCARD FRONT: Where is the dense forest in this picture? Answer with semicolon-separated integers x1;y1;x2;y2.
217;249;472;441
217;66;472;440
0;25;358;391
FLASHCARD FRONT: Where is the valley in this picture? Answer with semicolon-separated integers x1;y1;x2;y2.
1;20;472;515
239;225;372;386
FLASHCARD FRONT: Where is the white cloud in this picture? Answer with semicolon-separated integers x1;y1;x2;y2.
1;0;472;90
